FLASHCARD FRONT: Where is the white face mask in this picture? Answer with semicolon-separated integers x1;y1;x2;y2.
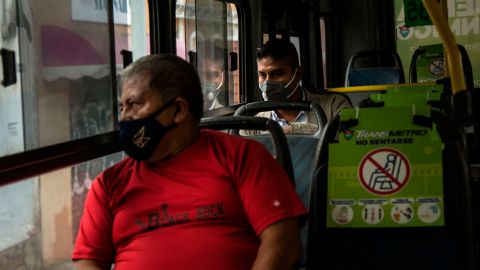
258;68;299;101
203;71;225;101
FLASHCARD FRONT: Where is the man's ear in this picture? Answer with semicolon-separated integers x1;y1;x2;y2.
173;98;189;123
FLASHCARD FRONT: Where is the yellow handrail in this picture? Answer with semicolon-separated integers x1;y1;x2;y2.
423;0;466;94
327;82;435;93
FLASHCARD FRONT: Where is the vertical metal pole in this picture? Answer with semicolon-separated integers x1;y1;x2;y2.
107;0;118;126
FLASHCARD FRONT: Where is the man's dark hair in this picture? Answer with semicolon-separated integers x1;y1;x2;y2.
121;54;204;121
256;39;299;69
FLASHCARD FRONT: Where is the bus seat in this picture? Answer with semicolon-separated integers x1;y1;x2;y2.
307;106;477;270
409;44;474;90
233;101;330;267
233;100;327;135
199;116;294;182
232;101;329;203
345;50;405;87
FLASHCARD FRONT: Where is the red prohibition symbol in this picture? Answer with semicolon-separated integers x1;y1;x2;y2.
358;148;411;195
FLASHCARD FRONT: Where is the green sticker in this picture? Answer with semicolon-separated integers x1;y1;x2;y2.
415;44;445;82
327;107;444;228
404;0;433;27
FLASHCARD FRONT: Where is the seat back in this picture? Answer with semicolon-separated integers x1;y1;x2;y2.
233;101;329;196
233;101;332;267
345;50;405;87
252;134;323;268
233;100;327;136
200;116;294;182
409;44;474;89
308;105;477;270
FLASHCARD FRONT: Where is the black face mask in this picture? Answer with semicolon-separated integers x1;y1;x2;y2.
118;99;176;161
258;68;299;101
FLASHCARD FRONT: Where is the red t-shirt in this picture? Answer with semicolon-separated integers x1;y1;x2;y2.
72;129;307;270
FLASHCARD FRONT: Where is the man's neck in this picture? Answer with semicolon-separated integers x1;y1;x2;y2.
148;122;200;163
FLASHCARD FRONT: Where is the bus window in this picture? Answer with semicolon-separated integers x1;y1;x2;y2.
0;1;147;268
175;0;240;110
0;1;149;159
0;152;123;269
114;0;150;62
262;33;283;43
0;0;23;158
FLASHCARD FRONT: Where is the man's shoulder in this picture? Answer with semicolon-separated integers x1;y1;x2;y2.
304;90;352;120
305;90;350;104
92;157;135;193
305;91;352;111
111;156;135;170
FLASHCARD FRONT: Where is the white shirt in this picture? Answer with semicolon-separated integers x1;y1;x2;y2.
270;90;308;127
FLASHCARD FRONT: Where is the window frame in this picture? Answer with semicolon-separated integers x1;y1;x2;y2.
0;0;252;186
1;0;125;186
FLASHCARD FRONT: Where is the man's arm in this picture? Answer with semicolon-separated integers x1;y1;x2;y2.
288;121;317;133
72;175;115;269
74;259;111;270
239;128;263;136
251;218;302;270
239;111;274;136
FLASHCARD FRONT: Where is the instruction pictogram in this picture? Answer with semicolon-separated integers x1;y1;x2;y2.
429;59;444;76
417;203;441;224
361;205;384;225
358;148;411;195
331;205;354;225
391;204;414;224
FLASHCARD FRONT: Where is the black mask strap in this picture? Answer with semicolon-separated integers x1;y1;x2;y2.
149;98;177;118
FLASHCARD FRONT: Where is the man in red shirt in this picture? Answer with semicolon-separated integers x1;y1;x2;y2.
72;54;307;270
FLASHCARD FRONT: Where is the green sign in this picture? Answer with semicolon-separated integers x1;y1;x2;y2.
385;83;442;94
404;0;433;27
369;88;441;107
395;0;480;87
415;44;445;82
327;107;444;228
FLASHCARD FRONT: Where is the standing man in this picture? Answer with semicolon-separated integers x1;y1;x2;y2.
252;39;351;134
72;54;307;270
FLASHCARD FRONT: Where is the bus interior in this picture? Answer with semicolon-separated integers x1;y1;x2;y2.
0;0;479;269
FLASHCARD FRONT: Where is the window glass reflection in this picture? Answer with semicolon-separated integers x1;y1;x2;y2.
175;0;240;111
